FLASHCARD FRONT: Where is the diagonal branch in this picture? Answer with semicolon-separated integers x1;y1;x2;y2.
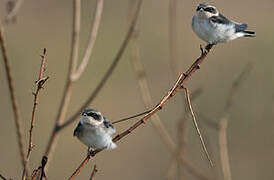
71;0;104;81
68;44;214;178
0;24;30;179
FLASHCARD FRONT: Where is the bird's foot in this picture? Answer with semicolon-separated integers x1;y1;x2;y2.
205;44;214;52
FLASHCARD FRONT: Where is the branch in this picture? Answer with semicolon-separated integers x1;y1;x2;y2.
68;44;214;178
89;165;98;180
112;109;152;124
219;118;232;180
71;0;104;81
130;19;176;152
44;0;81;162
0;24;30;178
5;0;24;23
0;174;7;180
183;87;213;166
59;0;143;130
22;48;49;180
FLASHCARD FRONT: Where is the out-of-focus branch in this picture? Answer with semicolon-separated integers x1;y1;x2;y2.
129;0;176;152
218;63;252;180
168;0;179;76
0;24;30;179
200;63;252;179
68;44;214;178
44;0;81;163
130;20;176;152
219;118;231;180
89;165;98;180
5;0;24;23
59;0;143;130
183;87;213;166
0;174;7;180
71;0;104;81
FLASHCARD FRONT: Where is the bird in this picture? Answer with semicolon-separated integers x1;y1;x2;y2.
73;108;117;151
192;3;255;45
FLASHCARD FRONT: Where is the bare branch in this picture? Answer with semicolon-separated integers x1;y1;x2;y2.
5;0;24;23
130;19;176;152
59;0;143;130
89;165;98;180
0;24;30;179
183;87;213;166
22;48;49;180
27;48;48;158
44;0;81;162
0;174;7;180
112;109;152;124
71;0;104;81
68;44;214;178
219;118;232;180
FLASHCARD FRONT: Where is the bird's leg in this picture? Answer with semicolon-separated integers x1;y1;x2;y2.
205;44;214;52
87;147;91;156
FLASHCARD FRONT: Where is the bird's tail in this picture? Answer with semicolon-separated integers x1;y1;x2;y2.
107;142;117;149
244;30;255;37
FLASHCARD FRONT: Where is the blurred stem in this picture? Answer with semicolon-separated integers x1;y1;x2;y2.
0;24;30;179
44;0;81;166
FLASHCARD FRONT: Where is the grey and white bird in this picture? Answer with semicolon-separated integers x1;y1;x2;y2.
192;3;255;45
73;108;117;151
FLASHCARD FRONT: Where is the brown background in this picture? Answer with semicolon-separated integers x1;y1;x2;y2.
0;0;274;179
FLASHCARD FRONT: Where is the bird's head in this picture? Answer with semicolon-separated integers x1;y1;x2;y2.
196;3;219;19
80;108;104;127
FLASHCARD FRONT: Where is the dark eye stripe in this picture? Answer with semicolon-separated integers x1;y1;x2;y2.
204;7;216;14
87;112;101;120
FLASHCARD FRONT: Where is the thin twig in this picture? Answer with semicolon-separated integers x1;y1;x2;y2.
71;0;104;81
68;44;214;178
183;87;213;166
44;0;81;163
59;0;143;131
22;48;49;180
219;118;232;180
89;165;98;180
5;0;24;23
0;24;30;179
112;109;152;124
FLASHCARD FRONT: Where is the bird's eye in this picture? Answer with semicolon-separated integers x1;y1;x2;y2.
204;7;216;14
87;112;101;121
196;6;201;11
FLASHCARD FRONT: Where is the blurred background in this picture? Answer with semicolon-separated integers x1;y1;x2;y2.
0;0;274;179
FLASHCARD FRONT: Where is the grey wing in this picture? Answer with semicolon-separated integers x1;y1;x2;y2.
103;117;116;135
209;13;230;25
234;23;248;32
